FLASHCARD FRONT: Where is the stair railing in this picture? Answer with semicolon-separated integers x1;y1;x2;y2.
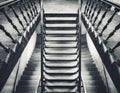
40;0;44;92
81;0;120;92
0;0;40;92
77;0;82;92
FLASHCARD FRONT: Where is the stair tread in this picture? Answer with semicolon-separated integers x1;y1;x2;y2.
46;24;76;27
44;60;78;67
45;42;77;48
23;71;40;75
45;17;77;23
44;48;77;54
45;31;77;35
44;67;79;74
44;54;78;60
45;27;77;30
45;20;77;24
44;13;77;17
44;73;79;80
22;75;40;78
16;86;37;92
45;86;77;92
45;81;76;86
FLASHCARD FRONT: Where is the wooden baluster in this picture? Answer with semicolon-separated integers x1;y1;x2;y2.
86;0;93;17
21;1;32;22
0;42;10;53
85;0;91;16
86;0;92;16
1;10;21;36
29;0;36;16
0;24;16;43
109;41;120;53
10;6;25;30
26;0;34;19
96;4;110;30
18;3;29;25
92;2;103;26
84;0;90;15
90;1;99;22
100;9;118;36
88;0;95;19
105;23;120;41
32;0;38;14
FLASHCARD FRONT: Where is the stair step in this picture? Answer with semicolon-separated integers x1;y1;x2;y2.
45;86;77;92
45;20;77;24
44;67;79;74
21;75;40;80
45;30;77;35
45;24;76;27
45;17;76;21
45;27;76;30
45;85;76;88
81;67;97;71
44;54;78;61
83;81;104;87
82;75;101;80
19;80;39;86
44;73;79;80
27;63;40;67
44;13;77;17
45;81;76;87
16;86;37;92
23;70;40;75
45;42;77;48
82;70;99;74
43;92;78;93
44;48;77;55
45;35;77;40
44;60;78;68
81;54;91;58
85;86;106;93
25;67;40;71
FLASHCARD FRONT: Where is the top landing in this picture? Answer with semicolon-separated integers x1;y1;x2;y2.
43;0;78;13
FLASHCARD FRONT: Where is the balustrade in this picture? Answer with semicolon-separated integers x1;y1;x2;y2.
81;0;120;92
0;0;40;91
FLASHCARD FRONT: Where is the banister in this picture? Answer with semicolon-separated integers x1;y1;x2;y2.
102;0;120;10
0;0;20;9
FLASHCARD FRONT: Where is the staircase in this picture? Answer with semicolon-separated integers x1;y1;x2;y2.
81;36;106;93
14;12;107;93
42;13;81;93
15;43;41;93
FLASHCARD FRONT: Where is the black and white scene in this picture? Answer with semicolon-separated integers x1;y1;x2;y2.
0;0;120;93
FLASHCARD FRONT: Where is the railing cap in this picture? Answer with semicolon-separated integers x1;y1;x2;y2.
0;0;20;9
102;0;120;9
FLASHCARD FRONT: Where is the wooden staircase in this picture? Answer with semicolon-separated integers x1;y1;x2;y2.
42;13;80;93
15;45;41;93
81;36;106;93
14;13;107;93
